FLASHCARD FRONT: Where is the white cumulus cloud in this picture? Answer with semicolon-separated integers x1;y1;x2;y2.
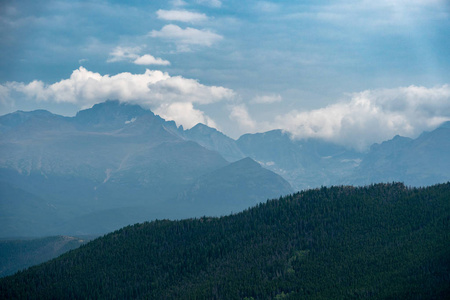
0;67;235;130
107;46;141;63
229;104;257;132
133;54;170;66
149;24;223;51
156;9;208;23
107;46;170;66
276;85;450;151
155;102;218;129
149;75;235;104
0;84;12;107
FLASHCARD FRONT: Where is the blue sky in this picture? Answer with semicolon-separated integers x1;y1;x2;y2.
1;0;450;149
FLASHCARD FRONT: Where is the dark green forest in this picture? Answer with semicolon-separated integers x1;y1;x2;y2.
0;235;91;278
1;183;449;299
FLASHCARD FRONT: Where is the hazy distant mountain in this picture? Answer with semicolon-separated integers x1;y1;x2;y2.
0;182;61;238
175;157;293;216
230;123;449;190
236;130;362;190
0;101;292;237
0;101;227;208
1;101;448;237
354;121;450;186
183;123;245;162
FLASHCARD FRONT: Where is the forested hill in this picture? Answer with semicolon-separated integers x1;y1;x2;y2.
1;183;449;299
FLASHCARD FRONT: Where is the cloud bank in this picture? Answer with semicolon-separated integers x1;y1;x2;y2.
229;104;257;131
150;24;223;51
156;10;208;23
275;85;450;151
107;46;170;66
133;55;171;66
2;67;449;152
1;67;234;129
155;102;218;129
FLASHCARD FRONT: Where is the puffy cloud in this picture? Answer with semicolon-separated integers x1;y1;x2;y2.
276;85;450;151
133;54;170;66
149;24;223;51
107;46;141;63
251;94;282;104
229;104;257;132
149;75;235;104
0;84;12;107
4;67;165;105
156;10;208;23
155;102;217;129
107;46;170;66
0;67;235;129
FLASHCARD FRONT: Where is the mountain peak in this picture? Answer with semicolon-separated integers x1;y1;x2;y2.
438;120;450;129
74;100;153;130
1;109;55;121
237;129;289;145
189;123;217;133
0;109;65;131
77;100;149;117
183;123;244;162
233;157;261;168
211;157;267;176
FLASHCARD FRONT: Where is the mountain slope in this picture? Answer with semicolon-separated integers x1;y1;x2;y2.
183;123;245;162
0;101;292;237
0;236;90;278
0;182;61;238
1;183;448;299
237;130;362;190
0;102;228;212
354;121;450;186
175;157;293;216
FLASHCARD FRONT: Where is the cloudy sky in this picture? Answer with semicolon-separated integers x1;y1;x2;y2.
1;0;450;150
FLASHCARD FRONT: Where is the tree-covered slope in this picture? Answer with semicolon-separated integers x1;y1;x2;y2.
1;183;449;299
0;236;90;278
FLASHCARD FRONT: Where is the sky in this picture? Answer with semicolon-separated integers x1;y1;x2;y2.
1;0;450;150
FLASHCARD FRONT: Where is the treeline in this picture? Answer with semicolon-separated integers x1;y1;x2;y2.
1;183;449;299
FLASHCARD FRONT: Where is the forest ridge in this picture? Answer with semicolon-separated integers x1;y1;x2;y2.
1;183;449;299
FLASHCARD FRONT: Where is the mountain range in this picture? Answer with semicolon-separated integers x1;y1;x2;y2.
0;101;292;237
184;118;450;190
1;100;449;237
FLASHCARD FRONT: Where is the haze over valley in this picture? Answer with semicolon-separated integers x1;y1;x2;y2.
1;100;449;238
